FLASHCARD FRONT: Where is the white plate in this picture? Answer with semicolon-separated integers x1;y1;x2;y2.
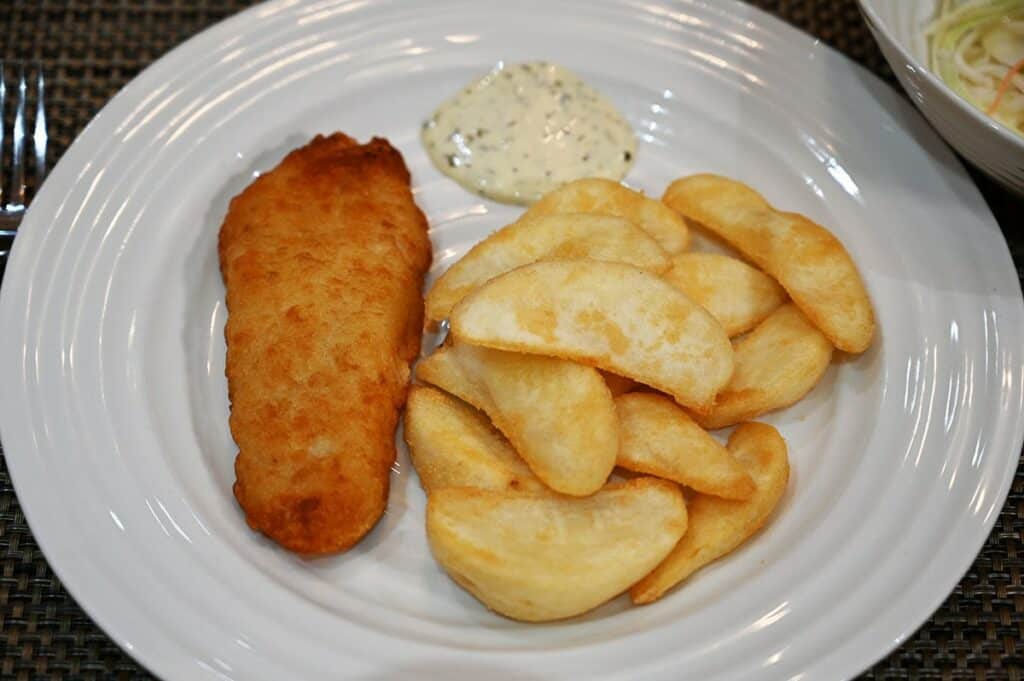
1;1;1022;679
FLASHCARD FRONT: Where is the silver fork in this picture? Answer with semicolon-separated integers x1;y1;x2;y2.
0;60;48;269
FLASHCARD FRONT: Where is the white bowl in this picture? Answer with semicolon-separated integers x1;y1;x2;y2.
859;0;1024;193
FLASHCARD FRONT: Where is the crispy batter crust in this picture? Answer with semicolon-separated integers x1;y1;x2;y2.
219;133;431;555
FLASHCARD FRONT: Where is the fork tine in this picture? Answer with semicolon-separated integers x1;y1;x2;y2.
33;61;47;183
10;62;27;210
0;60;6;209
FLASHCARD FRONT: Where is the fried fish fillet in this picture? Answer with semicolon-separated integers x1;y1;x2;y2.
219;133;431;555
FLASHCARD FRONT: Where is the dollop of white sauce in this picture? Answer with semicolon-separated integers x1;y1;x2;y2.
422;62;636;205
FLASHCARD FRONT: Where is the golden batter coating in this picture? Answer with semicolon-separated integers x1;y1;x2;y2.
219;133;431;555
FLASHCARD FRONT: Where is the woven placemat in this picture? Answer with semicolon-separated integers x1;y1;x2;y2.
1;1;1022;679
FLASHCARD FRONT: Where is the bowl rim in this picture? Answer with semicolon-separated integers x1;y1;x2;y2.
858;0;1024;153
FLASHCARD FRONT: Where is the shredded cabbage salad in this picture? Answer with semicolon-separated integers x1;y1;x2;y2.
926;0;1024;136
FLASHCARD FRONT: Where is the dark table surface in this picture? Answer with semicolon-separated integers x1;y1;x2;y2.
1;1;1022;679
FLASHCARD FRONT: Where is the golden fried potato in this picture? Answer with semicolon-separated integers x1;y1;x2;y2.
630;422;789;604
616;393;754;499
602;370;639;397
663;174;874;353
454;343;619;496
428;478;688;621
524;178;690;254
450;260;734;413
693;304;833;430
404;386;546;494
663;252;787;337
415;343;493;412
417;342;618;496
425;213;670;326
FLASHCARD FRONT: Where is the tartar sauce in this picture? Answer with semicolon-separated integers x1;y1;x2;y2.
421;61;636;205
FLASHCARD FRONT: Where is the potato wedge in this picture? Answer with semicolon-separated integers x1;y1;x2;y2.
663;174;874;352
630;422;789;604
417;342;618;496
616;393;754;499
663;252;786;337
453;343;618;496
523;178;690;254
693;303;833;430
415;344;494;412
426;213;670;325
428;478;688;621
404;386;546;494
450;260;734;412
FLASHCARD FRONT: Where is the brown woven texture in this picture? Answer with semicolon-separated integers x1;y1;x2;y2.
0;1;1022;679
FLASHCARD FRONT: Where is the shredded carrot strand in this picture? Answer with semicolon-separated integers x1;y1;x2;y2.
986;57;1024;115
